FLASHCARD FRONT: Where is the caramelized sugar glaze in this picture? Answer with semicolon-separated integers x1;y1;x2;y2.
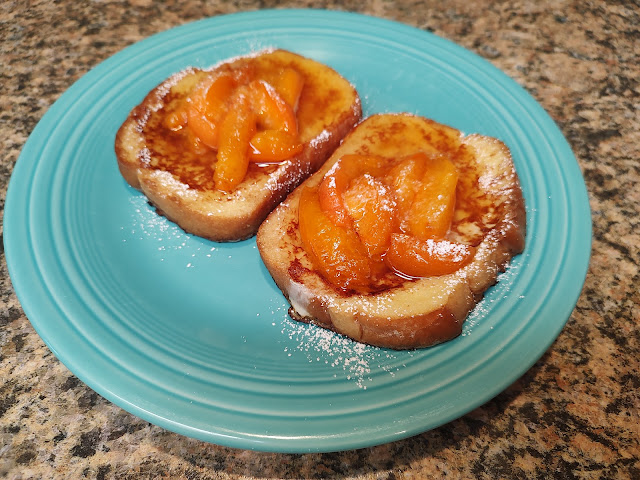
287;115;526;296
133;53;350;192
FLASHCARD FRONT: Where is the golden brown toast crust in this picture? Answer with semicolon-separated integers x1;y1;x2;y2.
257;113;526;350
114;49;362;241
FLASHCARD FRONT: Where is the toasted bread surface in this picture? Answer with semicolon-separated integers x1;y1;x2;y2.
257;113;526;349
115;49;362;241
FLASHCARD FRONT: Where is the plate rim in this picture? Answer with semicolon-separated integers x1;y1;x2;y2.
4;8;592;453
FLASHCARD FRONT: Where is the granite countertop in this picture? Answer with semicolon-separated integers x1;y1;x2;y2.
1;1;638;478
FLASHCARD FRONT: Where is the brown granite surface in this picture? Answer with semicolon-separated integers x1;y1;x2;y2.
1;0;639;478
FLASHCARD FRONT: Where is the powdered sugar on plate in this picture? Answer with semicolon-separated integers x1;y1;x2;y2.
278;316;415;390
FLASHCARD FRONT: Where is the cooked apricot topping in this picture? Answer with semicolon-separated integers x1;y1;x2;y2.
249;130;303;162
301;151;475;289
245;79;301;162
164;103;189;131
406;154;458;239
386;233;475;277
185;72;238;149
203;73;239;110
214;91;257;192
272;68;304;112
317;154;388;228
383;153;428;229
342;175;397;257
166;67;305;191
184;126;211;156
298;185;372;290
186;107;219;149
248;80;298;133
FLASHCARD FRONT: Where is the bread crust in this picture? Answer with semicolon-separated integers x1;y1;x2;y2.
115;50;362;241
257;113;526;349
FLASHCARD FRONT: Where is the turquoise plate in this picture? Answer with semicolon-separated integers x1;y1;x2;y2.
4;10;591;453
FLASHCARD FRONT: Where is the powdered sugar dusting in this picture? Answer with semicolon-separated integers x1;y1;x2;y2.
146;170;199;200
121;195;217;266
124;195;177;240
308;129;331;149
278;317;414;389
425;238;472;262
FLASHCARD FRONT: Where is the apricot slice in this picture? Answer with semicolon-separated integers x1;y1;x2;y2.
186;107;218;149
383;153;427;228
272;68;304;111
186;72;238;149
299;185;372;290
164;103;189;131
164;65;306;191
386;233;475;277
249;80;298;133
317;154;388;228
249;129;303;162
406;154;459;239
342;175;397;257
203;72;238;111
214;91;257;192
184;126;211;155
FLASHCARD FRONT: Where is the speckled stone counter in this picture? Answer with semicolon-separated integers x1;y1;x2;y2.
1;1;639;478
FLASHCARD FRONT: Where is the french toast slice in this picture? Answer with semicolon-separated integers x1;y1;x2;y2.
115;49;362;241
257;113;526;350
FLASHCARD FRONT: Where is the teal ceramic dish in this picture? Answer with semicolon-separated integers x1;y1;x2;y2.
4;10;591;453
